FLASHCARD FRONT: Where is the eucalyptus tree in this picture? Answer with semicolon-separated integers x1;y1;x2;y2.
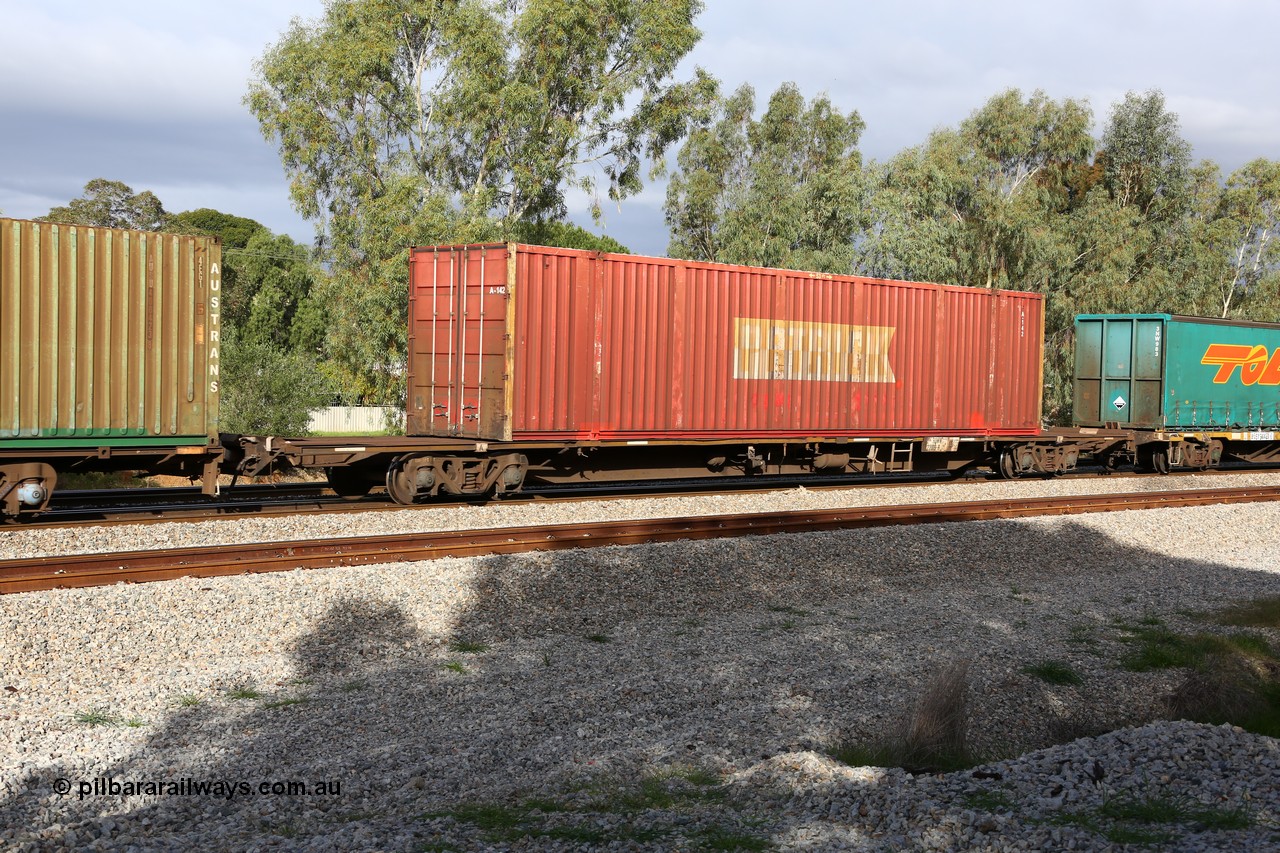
862;89;1094;292
247;0;713;403
1211;158;1280;317
665;82;865;273
41;179;168;231
1100;90;1192;220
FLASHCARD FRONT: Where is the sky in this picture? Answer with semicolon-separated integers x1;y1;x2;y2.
2;0;1278;257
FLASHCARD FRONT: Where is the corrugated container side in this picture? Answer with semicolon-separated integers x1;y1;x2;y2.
1074;313;1280;429
0;217;220;444
409;244;1044;441
1165;316;1280;428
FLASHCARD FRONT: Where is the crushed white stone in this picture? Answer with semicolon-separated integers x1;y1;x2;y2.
1;474;1279;851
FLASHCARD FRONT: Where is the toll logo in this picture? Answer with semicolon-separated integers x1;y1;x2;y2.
1201;343;1280;385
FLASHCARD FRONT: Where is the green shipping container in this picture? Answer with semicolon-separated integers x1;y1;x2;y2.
0;217;222;447
1074;314;1280;430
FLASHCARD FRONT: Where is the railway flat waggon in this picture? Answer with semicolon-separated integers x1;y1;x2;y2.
1074;313;1280;472
0;217;224;517
239;244;1123;504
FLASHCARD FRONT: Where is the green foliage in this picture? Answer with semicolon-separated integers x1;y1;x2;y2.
1211;158;1280;317
1100;90;1192;219
513;220;629;253
41;178;168;231
961;789;1017;811
248;0;712;403
218;327;334;435
862;88;1094;290
58;471;156;490
851;87;1280;423
223;230;328;353
666;81;865;273
1042;792;1253;845
167;208;266;249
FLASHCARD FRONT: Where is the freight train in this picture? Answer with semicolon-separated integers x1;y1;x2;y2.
2;219;1279;520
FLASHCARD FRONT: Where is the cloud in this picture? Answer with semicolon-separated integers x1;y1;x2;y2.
0;1;311;121
3;0;1279;254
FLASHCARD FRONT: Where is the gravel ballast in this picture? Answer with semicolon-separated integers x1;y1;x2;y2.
2;475;1280;851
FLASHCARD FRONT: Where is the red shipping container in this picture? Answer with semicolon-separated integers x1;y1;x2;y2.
406;244;1044;441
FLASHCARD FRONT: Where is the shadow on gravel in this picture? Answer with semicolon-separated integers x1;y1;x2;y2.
4;514;1280;850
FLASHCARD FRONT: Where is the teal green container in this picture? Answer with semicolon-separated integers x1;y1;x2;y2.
1074;314;1280;429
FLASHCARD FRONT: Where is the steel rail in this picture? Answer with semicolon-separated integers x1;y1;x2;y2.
4;485;1280;595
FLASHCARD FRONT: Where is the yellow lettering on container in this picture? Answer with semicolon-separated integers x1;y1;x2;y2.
733;318;896;383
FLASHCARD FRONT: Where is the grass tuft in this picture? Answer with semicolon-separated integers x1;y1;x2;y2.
1100;793;1253;831
1037;792;1252;846
1215;595;1280;628
423;789;744;847
173;694;201;708
75;708;118;726
585;633;612;644
449;639;490;654
225;682;262;700
441;661;467;674
833;660;978;774
1111;614;1280;737
698;826;771;850
1021;660;1084;685
420;766;749;848
961;789;1016;811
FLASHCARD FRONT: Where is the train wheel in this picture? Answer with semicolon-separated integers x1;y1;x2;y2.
1151;447;1170;475
326;467;371;501
998;448;1019;480
385;460;419;506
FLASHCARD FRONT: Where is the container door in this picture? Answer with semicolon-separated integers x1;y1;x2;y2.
1101;320;1135;425
1073;318;1105;423
406;245;512;439
1129;319;1166;424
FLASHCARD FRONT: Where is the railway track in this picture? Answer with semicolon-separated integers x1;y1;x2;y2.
5;484;1279;595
